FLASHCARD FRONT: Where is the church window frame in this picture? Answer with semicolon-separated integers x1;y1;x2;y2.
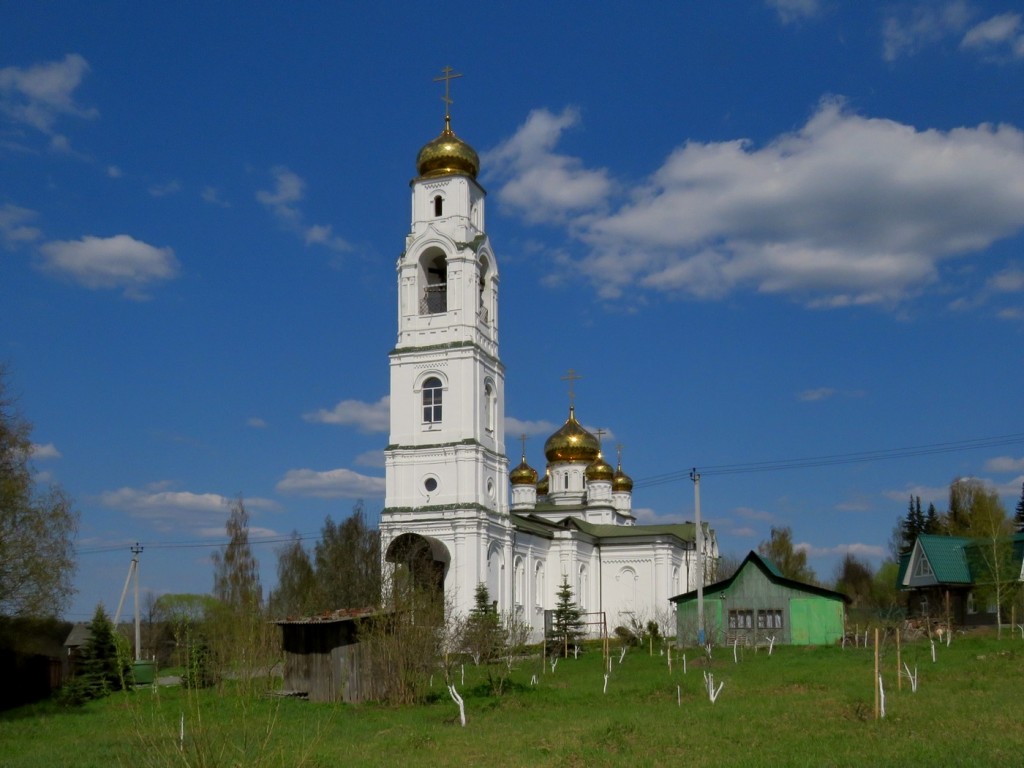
419;250;448;315
578;564;588;610
483;378;495;434
514;556;525;609
534;562;545;610
433;195;443;217
419;374;446;425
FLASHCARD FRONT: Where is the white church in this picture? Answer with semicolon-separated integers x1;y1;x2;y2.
380;78;717;639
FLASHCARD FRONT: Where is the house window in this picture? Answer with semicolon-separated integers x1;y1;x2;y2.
913;556;933;578
966;592;976;615
422;377;443;423
728;609;753;630
757;609;783;630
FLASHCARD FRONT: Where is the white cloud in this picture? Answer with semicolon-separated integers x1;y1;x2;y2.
355;450;386;468
31;442;61;459
246;417;268;429
985;455;1024;473
303;223;350;252
961;12;1024;59
494;101;1024;307
257;166;350;253
98;484;278;532
148;180;181;197
257;165;305;221
0;203;42;248
882;2;972;61
37;234;179;299
987;266;1024;292
798;387;836;402
304;395;389;433
0;53;97;142
801;542;887;559
767;0;821;25
883;483;950;506
276;467;385;499
735;506;776;522
106;165;122;178
484;107;612;224
505;416;558;438
201;186;230;207
797;387;865;401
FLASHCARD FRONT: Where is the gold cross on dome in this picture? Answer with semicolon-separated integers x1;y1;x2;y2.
595;428;606;447
561;368;582;405
434;66;462;121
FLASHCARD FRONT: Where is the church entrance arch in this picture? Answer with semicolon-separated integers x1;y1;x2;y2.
385;533;450;596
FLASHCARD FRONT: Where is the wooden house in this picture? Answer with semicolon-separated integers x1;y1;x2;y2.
897;533;1024;625
275;608;377;703
671;551;849;646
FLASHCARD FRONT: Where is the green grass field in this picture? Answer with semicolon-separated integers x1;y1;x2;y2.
3;632;1022;767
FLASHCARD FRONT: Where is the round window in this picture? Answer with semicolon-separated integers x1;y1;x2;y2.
424;477;438;492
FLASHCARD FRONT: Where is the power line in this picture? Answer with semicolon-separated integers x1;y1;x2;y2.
636;431;1024;489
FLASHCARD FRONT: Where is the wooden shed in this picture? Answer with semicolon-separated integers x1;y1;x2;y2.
275;608;376;703
671;551;850;646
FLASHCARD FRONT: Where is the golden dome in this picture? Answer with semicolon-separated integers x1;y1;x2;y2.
510;456;538;486
613;463;634;492
586;453;615;482
537;474;549;494
416;116;479;180
544;406;600;464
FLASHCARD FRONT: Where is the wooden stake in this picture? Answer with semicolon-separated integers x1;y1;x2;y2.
873;628;880;720
896;628;902;692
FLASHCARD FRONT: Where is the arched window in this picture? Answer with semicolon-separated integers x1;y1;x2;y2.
422;377;443;424
484;380;495;433
578;564;588;610
514;556;525;608
433;195;443;217
421;253;447;314
535;562;545;609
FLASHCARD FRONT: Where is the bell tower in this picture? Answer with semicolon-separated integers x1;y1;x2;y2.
381;69;510;612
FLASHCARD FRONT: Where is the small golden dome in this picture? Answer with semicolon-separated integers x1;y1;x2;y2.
510;456;538;486
544;406;600;464
416;116;479;180
537;473;549;494
586;453;614;482
613;463;634;492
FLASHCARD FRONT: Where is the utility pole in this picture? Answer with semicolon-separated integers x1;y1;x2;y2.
690;469;704;646
114;543;144;661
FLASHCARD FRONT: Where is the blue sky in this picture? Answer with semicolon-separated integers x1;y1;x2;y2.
3;1;1023;620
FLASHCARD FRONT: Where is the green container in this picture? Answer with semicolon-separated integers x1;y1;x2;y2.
132;660;156;685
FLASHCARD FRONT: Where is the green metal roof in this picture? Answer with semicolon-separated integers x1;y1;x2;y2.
670;550;850;605
915;534;973;584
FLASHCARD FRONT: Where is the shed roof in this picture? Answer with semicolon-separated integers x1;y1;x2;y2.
273;607;378;625
670;550;851;605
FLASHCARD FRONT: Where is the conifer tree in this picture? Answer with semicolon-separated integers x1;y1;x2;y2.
464;582;501;665
1014;482;1024;534
548;577;585;656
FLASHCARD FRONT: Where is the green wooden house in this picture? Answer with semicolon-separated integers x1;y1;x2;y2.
896;533;1024;625
670;551;849;646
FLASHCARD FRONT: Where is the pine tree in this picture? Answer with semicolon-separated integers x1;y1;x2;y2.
924;502;942;534
548;577;585;656
464;582;502;665
1014;482;1024;534
62;605;130;705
